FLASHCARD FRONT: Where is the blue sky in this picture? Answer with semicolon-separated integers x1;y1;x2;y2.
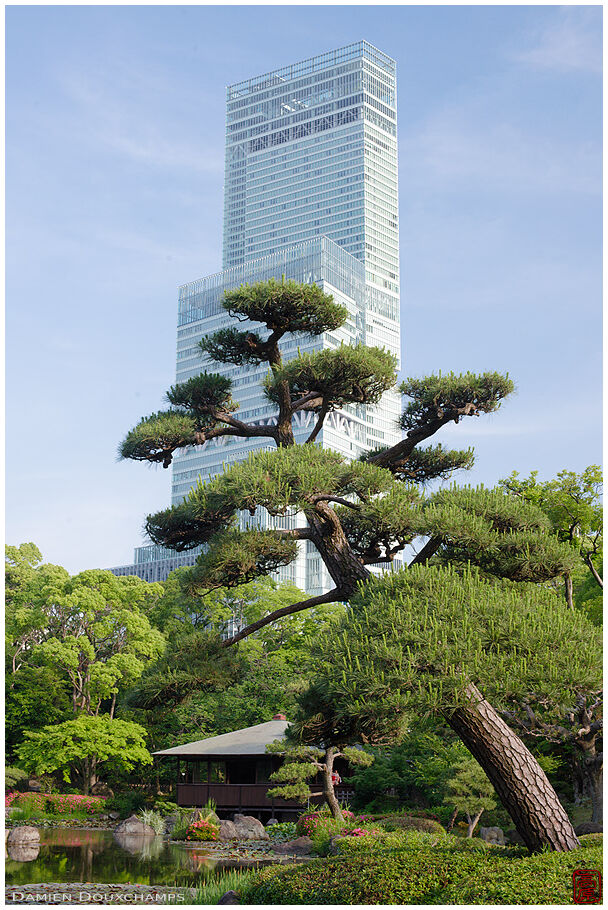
6;5;602;574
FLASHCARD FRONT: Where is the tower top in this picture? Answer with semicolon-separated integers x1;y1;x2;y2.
227;40;395;102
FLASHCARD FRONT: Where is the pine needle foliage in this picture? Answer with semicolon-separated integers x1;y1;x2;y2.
296;564;601;745
265;344;397;409
166;373;237;421
221;277;347;336
182;530;298;592
120;411;198;465
337;485;423;564
422;486;577;582
400;372;514;431
391;444;475;484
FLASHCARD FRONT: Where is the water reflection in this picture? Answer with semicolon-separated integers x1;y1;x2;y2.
7;843;40;863
113;832;164;858
5;829;217;886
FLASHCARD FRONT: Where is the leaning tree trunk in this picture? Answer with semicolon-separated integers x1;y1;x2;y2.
466;809;483;838
306;506;371;594
322;747;344;822
447;685;579;852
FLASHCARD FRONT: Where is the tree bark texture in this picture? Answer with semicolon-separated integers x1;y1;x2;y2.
447;685;580;852
306;505;370;594
322;747;343;822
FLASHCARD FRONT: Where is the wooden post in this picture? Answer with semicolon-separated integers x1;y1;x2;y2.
175;759;180;805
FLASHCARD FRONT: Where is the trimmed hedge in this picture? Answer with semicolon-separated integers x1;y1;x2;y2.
244;834;602;904
379;814;445;835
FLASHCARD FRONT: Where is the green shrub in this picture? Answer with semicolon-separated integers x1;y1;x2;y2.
296;809;354;837
153;799;179;815
185;818;220;841
170;808;200;841
10;806;36;822
334;828;446;856
106;792;147;819
245;836;603;904
5;767;28;791
267;821;298;841
378;814;445;835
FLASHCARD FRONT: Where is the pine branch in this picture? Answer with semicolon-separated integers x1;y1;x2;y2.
221;588;343;647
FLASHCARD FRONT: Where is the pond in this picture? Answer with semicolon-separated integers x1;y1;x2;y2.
5;829;246;887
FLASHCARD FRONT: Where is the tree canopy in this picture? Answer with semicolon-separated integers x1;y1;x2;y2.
119;278;586;852
499;466;603;610
16;715;152;795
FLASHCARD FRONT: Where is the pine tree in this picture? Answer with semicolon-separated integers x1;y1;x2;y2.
120;278;586;851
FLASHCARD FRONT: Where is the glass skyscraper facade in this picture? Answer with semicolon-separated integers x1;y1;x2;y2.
112;42;402;592
223;41;399;294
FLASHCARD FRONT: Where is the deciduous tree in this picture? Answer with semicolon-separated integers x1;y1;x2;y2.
499;466;602;609
17;715;152;795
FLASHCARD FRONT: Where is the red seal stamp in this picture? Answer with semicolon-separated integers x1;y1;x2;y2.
573;869;602;904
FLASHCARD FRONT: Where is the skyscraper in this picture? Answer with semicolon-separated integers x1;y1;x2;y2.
112;41;402;590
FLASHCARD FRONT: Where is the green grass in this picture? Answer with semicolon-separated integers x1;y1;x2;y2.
244;833;602;904
192;869;255;904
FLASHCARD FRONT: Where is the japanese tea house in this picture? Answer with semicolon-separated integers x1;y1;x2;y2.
154;714;354;821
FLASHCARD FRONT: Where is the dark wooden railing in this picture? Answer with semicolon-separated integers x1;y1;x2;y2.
176;782;354;810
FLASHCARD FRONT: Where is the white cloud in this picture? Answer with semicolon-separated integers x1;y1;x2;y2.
512;7;602;74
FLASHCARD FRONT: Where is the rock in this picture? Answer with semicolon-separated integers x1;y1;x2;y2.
328;835;348;856
27;780;42;792
480;826;505;845
219;819;239;841
7;826;40;846
218;891;240;904
113;814;156;838
91;781;114;798
575;822;603;836
232;814;269;841
108;811;120;820
7;842;40;862
272;836;314;856
505;828;525;845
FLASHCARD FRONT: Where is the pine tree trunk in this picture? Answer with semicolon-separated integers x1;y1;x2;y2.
466;809;484;838
447;684;579;852
323;748;344;822
307;506;370;594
